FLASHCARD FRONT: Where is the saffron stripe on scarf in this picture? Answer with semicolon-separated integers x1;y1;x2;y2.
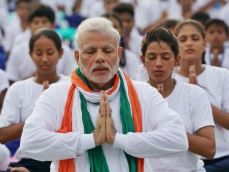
57;69;143;172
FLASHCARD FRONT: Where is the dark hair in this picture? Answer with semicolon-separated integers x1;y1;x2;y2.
28;5;55;23
102;12;127;67
191;11;210;26
161;19;180;31
112;3;134;18
29;29;62;53
16;0;31;6
141;27;179;58
205;18;229;35
102;12;123;28
174;19;205;39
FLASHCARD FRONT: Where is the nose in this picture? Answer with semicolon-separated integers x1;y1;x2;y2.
155;57;163;67
41;54;49;62
95;50;105;63
186;37;194;46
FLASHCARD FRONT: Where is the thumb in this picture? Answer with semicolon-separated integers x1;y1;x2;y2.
43;80;49;90
157;83;164;95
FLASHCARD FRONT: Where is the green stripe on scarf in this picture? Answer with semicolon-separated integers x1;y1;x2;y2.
119;71;137;172
77;69;137;172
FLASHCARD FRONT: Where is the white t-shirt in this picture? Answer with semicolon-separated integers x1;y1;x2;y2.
174;65;229;158
128;28;143;57
11;29;31;51
0;75;68;128
0;69;9;92
0;143;10;170
2;20;23;52
218;2;229;28
17;80;189;172
146;81;214;172
204;45;229;70
6;41;75;81
121;49;141;79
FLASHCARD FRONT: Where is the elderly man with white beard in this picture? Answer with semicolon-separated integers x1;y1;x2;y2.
17;17;188;172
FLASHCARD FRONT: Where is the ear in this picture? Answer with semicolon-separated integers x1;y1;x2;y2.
140;55;145;65
175;55;180;66
74;50;79;64
29;52;34;61
203;38;207;49
58;48;64;59
51;23;55;29
118;47;123;61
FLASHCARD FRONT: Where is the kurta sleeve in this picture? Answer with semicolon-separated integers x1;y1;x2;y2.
17;84;96;161
113;85;188;158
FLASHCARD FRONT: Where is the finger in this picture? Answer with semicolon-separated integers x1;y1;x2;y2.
106;101;112;117
189;65;196;74
43;80;49;90
157;84;164;95
99;99;106;118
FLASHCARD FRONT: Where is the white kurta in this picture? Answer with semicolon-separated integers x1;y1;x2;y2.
146;82;214;172
174;65;229;159
17;80;188;172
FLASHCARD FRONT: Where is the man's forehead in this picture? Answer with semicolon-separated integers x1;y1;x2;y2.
79;33;117;46
81;43;115;50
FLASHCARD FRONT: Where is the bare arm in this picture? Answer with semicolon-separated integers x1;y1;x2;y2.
211;105;229;129
0;123;24;143
187;126;215;159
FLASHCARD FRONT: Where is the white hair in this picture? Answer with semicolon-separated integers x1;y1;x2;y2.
75;17;121;49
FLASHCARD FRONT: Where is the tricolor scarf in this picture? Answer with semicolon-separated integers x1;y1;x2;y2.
57;68;144;172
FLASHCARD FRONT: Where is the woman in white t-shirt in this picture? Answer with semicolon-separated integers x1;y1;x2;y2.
140;27;215;172
0;28;68;172
174;19;229;172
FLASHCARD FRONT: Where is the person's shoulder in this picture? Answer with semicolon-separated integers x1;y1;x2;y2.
48;79;72;91
0;69;9;91
40;80;72;103
204;65;229;77
132;80;158;94
176;81;206;97
9;78;33;90
11;41;28;54
58;74;70;81
0;69;7;79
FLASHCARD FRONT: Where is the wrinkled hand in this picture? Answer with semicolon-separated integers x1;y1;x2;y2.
157;83;164;97
43;80;49;90
93;93;106;146
93;92;116;146
105;96;116;145
189;65;197;85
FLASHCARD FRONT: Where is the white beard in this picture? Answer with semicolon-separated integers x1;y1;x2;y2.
79;58;119;84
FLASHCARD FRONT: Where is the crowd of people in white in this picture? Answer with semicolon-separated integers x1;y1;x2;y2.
1;0;229;172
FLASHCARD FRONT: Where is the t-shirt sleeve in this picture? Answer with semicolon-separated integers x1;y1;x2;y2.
0;84;21;127
6;46;21;81
192;88;215;131
222;69;229;113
